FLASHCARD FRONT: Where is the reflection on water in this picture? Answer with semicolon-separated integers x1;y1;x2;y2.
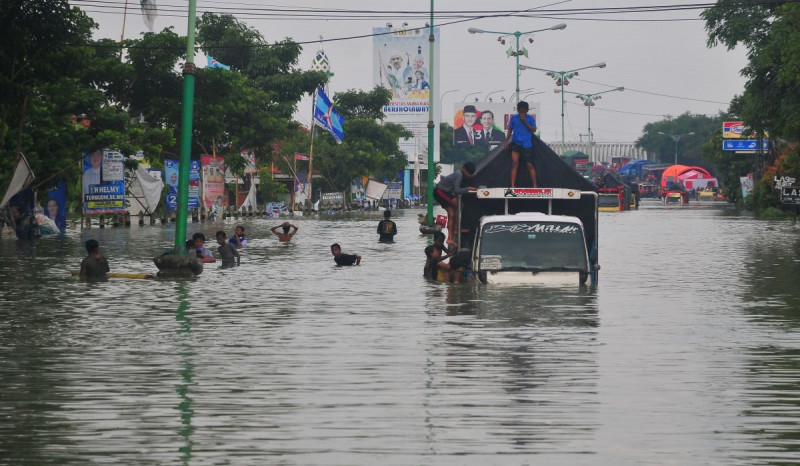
1;206;799;464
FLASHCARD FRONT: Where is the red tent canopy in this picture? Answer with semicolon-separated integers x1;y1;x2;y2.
660;165;713;188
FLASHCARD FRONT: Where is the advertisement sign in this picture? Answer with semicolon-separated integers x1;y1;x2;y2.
453;102;540;153
321;192;345;208
723;121;744;138
295;172;309;205
165;159;200;211
781;186;800;205
385;182;403;200
42;182;67;233
82;149;126;214
201;155;226;210
740;175;754;199
373;25;440;166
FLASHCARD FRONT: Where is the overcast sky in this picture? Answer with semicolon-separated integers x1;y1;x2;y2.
76;0;747;143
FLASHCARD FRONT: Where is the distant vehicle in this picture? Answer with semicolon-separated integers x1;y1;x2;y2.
664;190;688;205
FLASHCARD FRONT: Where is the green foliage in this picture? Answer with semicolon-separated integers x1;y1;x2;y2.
259;176;288;202
635;112;724;166
703;2;800;214
439;122;486;165
311;88;411;192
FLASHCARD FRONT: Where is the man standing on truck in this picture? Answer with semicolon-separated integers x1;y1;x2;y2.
504;100;538;188
433;161;477;244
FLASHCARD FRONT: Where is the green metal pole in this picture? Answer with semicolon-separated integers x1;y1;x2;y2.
560;77;565;155
514;33;520;104
426;0;435;225
174;0;198;253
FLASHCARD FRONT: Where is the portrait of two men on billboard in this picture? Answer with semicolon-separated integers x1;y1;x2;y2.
453;104;508;150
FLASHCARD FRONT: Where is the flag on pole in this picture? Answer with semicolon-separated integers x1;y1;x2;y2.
313;87;345;144
207;56;230;70
140;0;158;32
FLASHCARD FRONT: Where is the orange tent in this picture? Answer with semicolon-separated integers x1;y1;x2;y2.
660;164;713;188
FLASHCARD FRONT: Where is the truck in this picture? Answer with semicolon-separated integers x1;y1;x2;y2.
452;140;600;286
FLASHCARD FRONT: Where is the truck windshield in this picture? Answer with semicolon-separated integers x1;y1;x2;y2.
598;194;620;208
478;221;588;271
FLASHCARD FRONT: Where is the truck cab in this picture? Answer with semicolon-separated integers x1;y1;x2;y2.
463;187;599;286
473;212;591;285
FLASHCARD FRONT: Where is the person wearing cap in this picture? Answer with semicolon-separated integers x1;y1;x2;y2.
454;105;479;146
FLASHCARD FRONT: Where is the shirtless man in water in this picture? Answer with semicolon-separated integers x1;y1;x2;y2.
270;222;298;242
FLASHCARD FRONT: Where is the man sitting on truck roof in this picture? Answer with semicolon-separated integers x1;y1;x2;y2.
433;161;477;244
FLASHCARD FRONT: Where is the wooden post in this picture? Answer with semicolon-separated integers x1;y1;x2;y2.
124;212;131;227
200;206;206;222
85;216;92;229
138;211;144;226
191;208;198;223
99;214;105;228
161;210;167;225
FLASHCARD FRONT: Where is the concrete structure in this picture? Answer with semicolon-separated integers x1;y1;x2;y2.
546;141;650;164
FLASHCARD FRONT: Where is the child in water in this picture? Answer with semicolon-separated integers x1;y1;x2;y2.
216;231;240;269
80;239;109;280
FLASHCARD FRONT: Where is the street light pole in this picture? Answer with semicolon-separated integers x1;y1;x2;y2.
468;23;566;104
519;62;606;155
462;91;481;102
658;131;695;165
484;89;505;102
558;86;624;162
440;89;460;123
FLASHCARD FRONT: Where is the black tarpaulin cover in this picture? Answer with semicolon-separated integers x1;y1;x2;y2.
458;136;599;264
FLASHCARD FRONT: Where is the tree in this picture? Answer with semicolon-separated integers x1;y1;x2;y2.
703;1;800;212
311;87;412;193
439;123;485;165
635;112;724;167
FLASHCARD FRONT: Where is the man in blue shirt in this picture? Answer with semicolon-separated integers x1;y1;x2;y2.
504;101;538;188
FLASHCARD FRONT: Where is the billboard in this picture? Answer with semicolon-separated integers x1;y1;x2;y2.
201;155;226;210
373;25;440;167
453;102;540;153
165;159;200;211
82;149;126;215
723;121;744;138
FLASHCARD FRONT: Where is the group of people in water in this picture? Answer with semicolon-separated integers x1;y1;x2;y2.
78;222;299;279
79;98;541;281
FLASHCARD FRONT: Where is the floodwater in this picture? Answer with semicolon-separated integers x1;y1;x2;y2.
1;202;800;465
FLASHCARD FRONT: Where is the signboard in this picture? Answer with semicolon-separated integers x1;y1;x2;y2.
365;179;388;200
723;121;744;138
780;186;800;205
740;175;754;199
320;192;344;208
165;159;200;211
82;149;126;215
722;139;769;151
477;187;581;200
384;182;403;200
201;155;226;210
373;25;440;167
453;102;540;154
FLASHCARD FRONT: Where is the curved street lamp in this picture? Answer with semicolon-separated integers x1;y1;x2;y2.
440;89;460;123
462;91;482;102
658;131;695;165
468;23;566;105
558;86;624;161
484;89;505;102
519;62;606;155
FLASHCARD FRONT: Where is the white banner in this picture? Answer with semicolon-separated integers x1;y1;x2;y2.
365;179;388;200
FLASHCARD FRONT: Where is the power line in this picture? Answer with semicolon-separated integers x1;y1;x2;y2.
572;78;731;105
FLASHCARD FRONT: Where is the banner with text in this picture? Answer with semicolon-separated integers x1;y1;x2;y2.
165;159;200;211
373;25;440;167
201;155;226;210
82;149;126;215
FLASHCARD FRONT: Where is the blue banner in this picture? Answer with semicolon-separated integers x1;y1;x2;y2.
313;87;345;144
43;182;67;233
82;150;126;215
165;159;201;211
